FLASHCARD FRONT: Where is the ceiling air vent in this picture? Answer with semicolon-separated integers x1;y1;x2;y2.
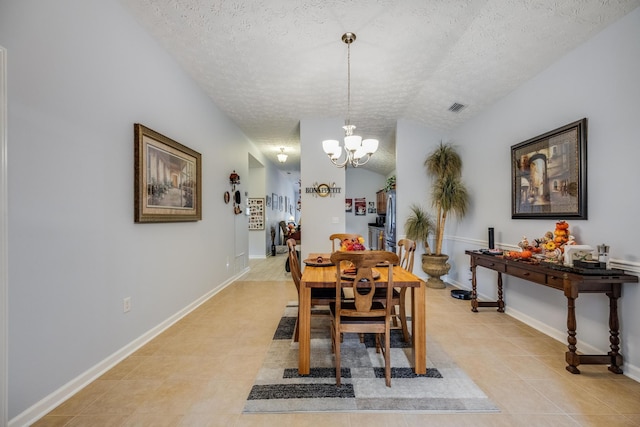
448;102;466;113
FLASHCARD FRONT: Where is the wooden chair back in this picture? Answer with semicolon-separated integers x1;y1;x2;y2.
287;238;301;292
329;233;363;252
330;251;399;315
397;239;416;272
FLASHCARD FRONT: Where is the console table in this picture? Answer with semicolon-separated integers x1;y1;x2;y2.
465;250;638;374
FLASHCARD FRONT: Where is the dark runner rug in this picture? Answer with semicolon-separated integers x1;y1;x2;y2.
243;304;499;413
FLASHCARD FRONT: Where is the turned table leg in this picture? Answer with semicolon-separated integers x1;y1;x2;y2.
607;287;623;374
497;272;504;312
565;295;580;374
471;264;478;312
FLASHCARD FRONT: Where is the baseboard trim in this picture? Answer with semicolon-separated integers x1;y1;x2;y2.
9;272;244;427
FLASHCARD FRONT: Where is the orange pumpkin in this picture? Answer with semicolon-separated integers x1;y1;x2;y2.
520;250;532;259
556;221;569;230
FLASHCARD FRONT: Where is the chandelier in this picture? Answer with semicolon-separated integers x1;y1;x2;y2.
322;32;378;168
277;147;288;163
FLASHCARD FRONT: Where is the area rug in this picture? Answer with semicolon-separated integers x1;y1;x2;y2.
244;304;499;413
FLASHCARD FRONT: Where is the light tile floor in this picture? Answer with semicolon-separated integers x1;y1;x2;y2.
33;254;640;426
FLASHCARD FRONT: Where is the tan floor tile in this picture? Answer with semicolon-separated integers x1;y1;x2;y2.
179;413;239;426
134;378;209;414
526;378;619;415
188;379;253;414
123;356;183;380
30;416;75;427
49;380;117;415
575;377;640;414
121;413;184;426
570;414;640;426
65;414;131;426
624;414;640;425
496;355;568;380
80;380;162;415
474;377;563;414
99;356;146;380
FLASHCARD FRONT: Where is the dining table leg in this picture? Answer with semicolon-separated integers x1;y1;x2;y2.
412;281;426;374
298;284;311;375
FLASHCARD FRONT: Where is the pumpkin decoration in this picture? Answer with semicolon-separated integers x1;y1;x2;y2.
552;220;570;251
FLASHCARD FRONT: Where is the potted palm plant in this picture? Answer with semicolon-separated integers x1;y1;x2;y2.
404;204;434;255
421;142;469;288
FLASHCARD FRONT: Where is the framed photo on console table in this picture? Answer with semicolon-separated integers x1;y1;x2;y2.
134;123;202;223
511;118;587;220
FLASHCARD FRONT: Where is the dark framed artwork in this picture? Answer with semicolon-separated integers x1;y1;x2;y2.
345;198;353;212
355;198;366;216
511;118;587;219
134;123;202;223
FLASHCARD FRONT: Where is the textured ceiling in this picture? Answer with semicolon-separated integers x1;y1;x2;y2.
119;0;639;177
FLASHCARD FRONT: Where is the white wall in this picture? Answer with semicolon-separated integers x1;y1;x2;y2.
299;118;346;259
1;44;9;427
398;8;640;379
0;0;283;422
395;121;446;278
345;168;386;245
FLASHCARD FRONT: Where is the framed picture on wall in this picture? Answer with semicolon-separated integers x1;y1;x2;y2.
272;193;278;211
345;198;353;212
134;123;202;223
511;118;587;219
247;198;265;230
354;198;366;216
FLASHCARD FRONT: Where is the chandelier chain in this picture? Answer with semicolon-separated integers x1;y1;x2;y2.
346;40;351;129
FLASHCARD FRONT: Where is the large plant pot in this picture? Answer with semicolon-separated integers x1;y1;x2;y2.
421;254;450;289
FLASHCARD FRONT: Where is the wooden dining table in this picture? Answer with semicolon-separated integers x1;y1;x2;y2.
298;253;427;375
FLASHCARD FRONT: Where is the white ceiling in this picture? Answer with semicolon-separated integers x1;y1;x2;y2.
119;0;639;176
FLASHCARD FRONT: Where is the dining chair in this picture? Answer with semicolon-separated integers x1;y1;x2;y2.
329;233;363;252
329;250;399;387
393;238;417;342
287;239;335;342
369;240;415;343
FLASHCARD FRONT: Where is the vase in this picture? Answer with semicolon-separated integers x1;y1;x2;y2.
421;254;450;289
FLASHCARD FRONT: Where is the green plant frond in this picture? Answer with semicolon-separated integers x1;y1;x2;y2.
424;142;462;180
404;204;434;254
432;176;469;219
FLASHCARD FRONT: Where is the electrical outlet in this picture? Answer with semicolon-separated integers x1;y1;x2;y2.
123;297;131;313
